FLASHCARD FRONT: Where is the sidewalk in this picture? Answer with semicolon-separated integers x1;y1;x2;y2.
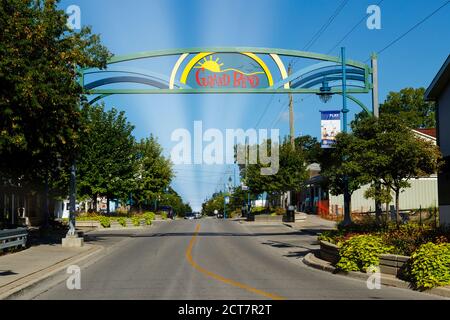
0;222;163;299
0;243;102;299
283;214;337;232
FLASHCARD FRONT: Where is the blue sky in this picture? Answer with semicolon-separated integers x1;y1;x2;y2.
59;0;450;211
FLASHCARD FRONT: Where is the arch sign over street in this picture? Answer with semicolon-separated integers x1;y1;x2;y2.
80;47;377;115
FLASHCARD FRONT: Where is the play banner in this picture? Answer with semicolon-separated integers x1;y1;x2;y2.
320;110;341;148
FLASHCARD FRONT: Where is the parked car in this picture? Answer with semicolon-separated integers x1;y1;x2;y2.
194;212;202;219
184;212;195;220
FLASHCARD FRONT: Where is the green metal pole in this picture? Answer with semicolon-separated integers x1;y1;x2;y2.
342;47;351;226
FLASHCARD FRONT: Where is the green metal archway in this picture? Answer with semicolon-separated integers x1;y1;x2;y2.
80;47;378;115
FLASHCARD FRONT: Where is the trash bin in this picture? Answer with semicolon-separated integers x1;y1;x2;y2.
247;205;254;221
284;205;295;223
241;205;247;218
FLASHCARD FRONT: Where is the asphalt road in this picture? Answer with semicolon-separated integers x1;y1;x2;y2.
29;218;443;300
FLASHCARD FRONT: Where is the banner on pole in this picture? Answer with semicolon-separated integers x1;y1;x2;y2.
320;110;341;148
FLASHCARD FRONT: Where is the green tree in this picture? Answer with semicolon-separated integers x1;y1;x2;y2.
352;114;442;223
240;138;307;209
132;135;173;211
318;133;370;225
158;187;191;217
379;87;435;128
295;135;322;163
202;192;226;216
0;0;111;220
77;104;135;212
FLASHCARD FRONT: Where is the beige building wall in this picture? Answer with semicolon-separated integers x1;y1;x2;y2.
329;176;438;213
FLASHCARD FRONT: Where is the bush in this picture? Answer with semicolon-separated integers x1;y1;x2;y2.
99;216;111;228
131;216;141;227
251;207;267;214
336;235;393;272
160;212;168;220
143;212;155;225
318;230;345;245
408;242;450;290
381;223;431;256
117;217;127;227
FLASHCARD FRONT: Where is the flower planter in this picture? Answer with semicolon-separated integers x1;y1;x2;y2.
75;220;101;229
319;240;340;264
379;254;410;276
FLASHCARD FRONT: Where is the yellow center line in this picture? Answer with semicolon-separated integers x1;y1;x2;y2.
185;224;285;300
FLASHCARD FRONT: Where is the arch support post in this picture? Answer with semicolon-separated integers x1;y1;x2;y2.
371;53;380;118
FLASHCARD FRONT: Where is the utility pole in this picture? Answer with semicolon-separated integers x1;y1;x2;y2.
371;53;380;118
68;162;76;236
288;64;295;150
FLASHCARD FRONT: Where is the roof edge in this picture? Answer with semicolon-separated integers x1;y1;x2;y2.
425;55;450;101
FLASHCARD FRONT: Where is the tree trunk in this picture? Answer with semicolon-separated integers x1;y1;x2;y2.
374;181;382;223
106;195;110;214
92;193;98;212
343;191;352;226
44;173;50;228
395;190;400;226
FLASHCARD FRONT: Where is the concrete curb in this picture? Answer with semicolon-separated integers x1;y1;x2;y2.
302;252;450;299
0;245;104;300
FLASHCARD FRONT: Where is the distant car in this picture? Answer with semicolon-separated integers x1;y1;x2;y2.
216;212;224;219
184;212;195;220
194;212;202;219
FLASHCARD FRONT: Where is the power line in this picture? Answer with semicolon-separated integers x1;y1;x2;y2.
327;0;385;55
254;94;277;129
366;0;450;62
303;0;349;51
290;0;349;68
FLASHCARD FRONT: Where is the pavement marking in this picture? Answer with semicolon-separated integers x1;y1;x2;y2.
185;224;285;300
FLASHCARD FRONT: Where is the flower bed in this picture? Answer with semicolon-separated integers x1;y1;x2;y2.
318;221;450;289
73;211;156;229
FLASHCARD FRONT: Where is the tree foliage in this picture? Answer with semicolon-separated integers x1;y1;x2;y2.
77;104;135;208
132;135;173;210
352;114;442;222
0;0;111;192
240;138;307;208
380;87;436;128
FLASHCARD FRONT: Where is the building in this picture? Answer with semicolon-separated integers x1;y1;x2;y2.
425;54;450;226
298;129;439;216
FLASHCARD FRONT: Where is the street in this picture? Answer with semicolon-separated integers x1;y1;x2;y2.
27;219;441;300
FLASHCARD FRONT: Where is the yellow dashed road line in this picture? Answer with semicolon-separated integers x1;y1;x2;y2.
185;224;285;300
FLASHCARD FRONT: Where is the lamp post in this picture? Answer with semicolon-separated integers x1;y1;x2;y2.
316;47;352;226
341;47;352;226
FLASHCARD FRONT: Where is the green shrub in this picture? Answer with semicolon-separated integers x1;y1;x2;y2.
408;242;450;289
252;207;267;214
318;230;345;245
274;207;285;216
99;216;111;228
117;217;127;227
381;223;431;256
336;235;393;272
143;212;155;225
160;212;168;220
131;216;141;227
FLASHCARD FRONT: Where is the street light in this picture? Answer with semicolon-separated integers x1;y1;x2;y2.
318;79;332;104
315;47;352;225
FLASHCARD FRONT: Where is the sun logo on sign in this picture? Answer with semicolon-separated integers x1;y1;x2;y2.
194;56;224;73
193;55;264;76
